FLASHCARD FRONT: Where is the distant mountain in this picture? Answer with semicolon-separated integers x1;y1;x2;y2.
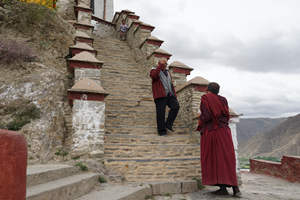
239;114;300;158
237;118;285;144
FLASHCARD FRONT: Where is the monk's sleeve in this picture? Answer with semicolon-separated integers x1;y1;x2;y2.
221;97;230;122
199;96;213;124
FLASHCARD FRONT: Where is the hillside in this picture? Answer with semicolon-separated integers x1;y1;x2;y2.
0;0;74;162
239;114;300;158
237;117;285;144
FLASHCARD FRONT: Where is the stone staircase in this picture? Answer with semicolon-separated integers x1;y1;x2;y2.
93;35;200;182
26;164;99;200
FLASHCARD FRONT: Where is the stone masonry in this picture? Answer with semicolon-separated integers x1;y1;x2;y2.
63;0;241;183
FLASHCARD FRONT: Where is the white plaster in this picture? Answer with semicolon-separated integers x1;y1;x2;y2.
72;99;105;155
229;117;241;173
94;0;114;21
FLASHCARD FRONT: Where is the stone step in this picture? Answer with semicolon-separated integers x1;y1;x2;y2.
75;184;151;200
104;144;200;159
26;173;99;200
27;164;79;187
104;134;199;145
105;157;201;182
104;126;190;135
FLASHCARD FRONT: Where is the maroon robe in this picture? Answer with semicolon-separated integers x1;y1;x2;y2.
197;92;237;186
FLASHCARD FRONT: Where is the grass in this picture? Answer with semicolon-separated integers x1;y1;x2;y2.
144;195;154;200
6;103;40;131
1;0;56;35
71;155;80;160
75;162;88;171
55;148;68;157
192;177;205;190
239;157;251;169
254;156;281;162
98;176;107;183
239;156;281;169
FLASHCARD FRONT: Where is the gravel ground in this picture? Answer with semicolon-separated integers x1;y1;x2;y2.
154;172;300;200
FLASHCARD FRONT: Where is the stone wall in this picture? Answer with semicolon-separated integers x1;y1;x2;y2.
250;155;300;182
176;85;205;133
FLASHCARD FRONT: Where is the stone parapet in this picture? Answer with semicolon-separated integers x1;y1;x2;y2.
169;61;193;87
74;3;92;20
140;36;164;57
75;31;94;46
68;51;103;73
73;20;94;35
175;76;209;132
69;42;97;56
115;9;135;30
93;15;116;37
147;48;172;67
127;20;141;48
250;155;300;183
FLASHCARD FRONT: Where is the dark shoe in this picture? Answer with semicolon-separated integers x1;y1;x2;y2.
158;131;167;136
166;126;174;132
232;186;242;197
211;188;229;195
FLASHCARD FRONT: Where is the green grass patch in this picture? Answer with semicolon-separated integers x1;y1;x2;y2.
192;177;205;190
75;162;88;171
6;103;40;131
254;156;281;162
98;176;107;183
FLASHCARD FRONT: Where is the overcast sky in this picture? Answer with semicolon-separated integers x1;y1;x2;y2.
115;0;300;118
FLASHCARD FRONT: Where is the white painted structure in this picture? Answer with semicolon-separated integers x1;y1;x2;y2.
72;98;105;157
94;0;114;21
229;116;241;173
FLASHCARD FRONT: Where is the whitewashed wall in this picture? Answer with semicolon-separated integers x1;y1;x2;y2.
229;117;240;173
72;99;105;157
94;0;114;21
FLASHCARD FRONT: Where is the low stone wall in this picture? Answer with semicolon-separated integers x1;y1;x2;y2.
250;155;300;182
0;129;27;200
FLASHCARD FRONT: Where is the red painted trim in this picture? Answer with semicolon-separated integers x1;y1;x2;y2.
128;15;140;20
73;23;94;31
172;67;192;75
193;85;208;92
153;53;171;59
69;48;97;56
139;24;155;31
74;7;93;19
68;60;102;72
75;37;94;46
147;40;163;46
139;39;163;49
68;91;107;106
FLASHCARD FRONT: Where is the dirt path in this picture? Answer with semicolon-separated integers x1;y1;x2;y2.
154;172;300;200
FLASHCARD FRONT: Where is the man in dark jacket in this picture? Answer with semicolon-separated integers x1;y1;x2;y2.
150;58;180;136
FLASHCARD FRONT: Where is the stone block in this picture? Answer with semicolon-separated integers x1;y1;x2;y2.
151;182;181;195
120;185;152;200
181;180;198;193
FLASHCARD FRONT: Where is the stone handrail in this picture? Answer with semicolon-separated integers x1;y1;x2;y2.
92;15;116;27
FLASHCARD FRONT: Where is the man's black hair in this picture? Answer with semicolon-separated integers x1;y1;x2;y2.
207;82;220;94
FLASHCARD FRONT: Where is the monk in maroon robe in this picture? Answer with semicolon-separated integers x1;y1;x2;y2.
197;82;241;196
